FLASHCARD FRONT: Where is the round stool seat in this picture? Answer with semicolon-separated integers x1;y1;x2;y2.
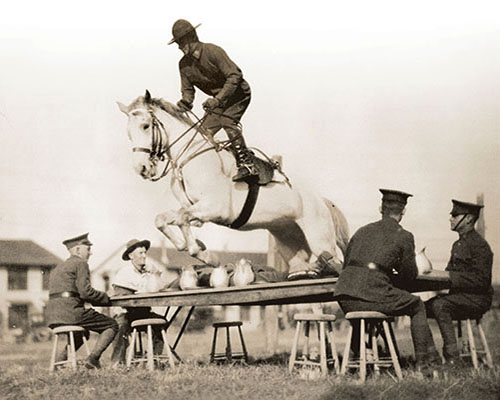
294;313;336;322
52;325;88;334
131;318;167;328
345;311;392;320
213;321;243;328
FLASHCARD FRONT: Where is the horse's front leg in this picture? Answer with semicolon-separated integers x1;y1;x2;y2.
178;223;219;266
155;211;188;251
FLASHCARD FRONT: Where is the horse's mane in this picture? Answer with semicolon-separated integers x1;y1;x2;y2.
129;95;195;127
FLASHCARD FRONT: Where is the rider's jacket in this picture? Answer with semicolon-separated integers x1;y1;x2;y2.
178;41;251;109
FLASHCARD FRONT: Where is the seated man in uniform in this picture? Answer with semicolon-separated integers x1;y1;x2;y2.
47;233;118;369
425;199;493;366
335;189;440;374
110;239;167;366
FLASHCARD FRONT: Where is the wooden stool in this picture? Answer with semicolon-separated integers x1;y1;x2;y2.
456;317;493;369
289;313;340;377
341;312;402;382
126;318;175;371
49;325;90;371
210;321;248;364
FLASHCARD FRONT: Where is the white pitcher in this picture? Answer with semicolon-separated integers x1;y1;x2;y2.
232;258;255;287
415;247;433;274
179;265;199;290
210;264;229;288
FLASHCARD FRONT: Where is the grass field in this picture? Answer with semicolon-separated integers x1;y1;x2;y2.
1;315;499;400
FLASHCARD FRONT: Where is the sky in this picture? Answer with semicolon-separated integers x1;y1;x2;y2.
0;0;499;281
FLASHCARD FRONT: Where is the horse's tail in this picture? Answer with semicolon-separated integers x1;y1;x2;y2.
322;198;350;257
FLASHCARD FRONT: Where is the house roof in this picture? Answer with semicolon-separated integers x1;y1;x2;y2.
0;240;62;266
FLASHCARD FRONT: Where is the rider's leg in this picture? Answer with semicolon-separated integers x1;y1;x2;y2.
224;126;258;183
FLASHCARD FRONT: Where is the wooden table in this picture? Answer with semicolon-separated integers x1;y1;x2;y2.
110;271;450;358
110;270;451;308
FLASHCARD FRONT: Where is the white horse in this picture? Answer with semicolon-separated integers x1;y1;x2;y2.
117;90;349;277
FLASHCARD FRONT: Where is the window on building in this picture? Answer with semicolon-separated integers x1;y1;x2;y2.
7;266;28;290
8;304;28;330
41;266;51;290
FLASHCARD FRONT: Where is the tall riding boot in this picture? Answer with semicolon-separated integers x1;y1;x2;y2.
225;128;258;183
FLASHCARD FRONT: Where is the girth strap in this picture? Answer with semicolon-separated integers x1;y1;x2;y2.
229;182;260;229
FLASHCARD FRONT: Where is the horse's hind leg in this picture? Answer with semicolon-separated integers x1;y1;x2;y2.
295;197;343;271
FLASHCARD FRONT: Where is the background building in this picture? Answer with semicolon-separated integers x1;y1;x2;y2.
0;240;61;341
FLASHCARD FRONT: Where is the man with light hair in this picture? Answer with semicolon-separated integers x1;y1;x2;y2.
47;233;118;369
110;238;167;366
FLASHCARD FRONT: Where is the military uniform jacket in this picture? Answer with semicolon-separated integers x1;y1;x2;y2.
179;42;251;108
47;255;110;326
446;230;493;310
335;216;419;303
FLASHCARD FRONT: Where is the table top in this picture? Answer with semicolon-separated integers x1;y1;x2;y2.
110;270;450;308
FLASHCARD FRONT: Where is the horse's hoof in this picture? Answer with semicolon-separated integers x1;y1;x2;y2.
287;270;320;281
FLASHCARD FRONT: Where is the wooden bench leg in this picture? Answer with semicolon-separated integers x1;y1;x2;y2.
382;320;402;379
49;333;59;372
477;320;493;368
69;332;77;370
237;325;249;363
210;327;218;363
341;324;353;376
466;319;479;369
289;321;302;373
319;322;328;377
359;319;366;382
327;322;340;374
371;322;380;376
126;329;137;368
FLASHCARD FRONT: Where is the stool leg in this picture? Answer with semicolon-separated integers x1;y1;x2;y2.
225;326;232;363
318;322;328;376
303;322;310;361
477;320;493;368
387;321;400;359
289;321;302;373
82;334;90;356
126;329;137;368
237;325;248;363
382;320;402;380
359;319;366;382
68;332;77;370
161;328;176;368
466;319;479;369
49;333;59;372
210;327;218;363
340;324;353;376
371;322;380;376
147;325;155;371
326;322;340;374
457;320;467;356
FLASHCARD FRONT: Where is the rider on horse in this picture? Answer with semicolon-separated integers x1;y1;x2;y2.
168;19;258;183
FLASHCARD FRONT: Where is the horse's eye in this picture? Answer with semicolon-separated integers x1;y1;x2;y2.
143;124;150;131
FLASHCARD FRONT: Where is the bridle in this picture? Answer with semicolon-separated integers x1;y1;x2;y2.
130;106;221;182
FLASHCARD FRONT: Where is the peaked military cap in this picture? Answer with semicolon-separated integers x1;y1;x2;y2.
122;238;151;261
168;19;201;45
379;189;413;205
62;233;93;250
450;199;484;217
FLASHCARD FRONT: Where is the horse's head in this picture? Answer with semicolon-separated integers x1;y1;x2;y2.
117;90;160;179
118;90;193;180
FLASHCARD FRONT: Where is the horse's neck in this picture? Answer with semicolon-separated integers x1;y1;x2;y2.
158;109;212;163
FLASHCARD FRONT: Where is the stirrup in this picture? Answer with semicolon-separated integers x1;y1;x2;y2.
232;164;258;183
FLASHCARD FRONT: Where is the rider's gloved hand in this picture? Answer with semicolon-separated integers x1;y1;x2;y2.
202;97;220;111
176;99;193;112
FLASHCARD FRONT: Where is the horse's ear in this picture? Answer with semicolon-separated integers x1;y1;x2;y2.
117;101;129;115
144;90;152;104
